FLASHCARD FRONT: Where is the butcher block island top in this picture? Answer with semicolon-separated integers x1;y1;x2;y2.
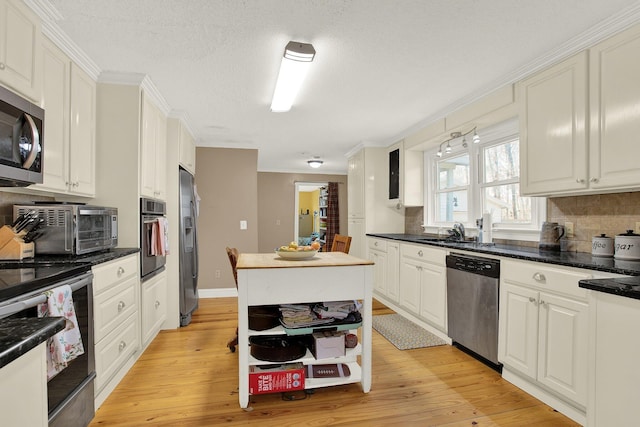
237;251;374;269
235;251;373;408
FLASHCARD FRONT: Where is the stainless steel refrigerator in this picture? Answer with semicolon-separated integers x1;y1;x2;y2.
179;167;199;326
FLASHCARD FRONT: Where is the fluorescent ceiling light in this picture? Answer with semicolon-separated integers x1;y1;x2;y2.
270;41;316;112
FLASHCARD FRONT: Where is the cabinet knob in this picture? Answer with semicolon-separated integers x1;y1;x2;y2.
374;241;378;246
155;300;160;309
117;266;125;277
0;63;5;70
532;272;546;282
529;297;538;306
540;300;548;308
590;177;599;183
417;250;423;257
118;341;127;352
576;178;585;184
117;300;126;312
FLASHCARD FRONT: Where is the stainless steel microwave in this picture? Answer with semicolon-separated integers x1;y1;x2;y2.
0;85;44;187
13;204;117;255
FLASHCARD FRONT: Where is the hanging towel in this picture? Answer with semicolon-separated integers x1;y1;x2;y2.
37;285;85;380
157;217;170;255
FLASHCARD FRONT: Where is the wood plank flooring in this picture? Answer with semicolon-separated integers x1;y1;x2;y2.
89;298;579;426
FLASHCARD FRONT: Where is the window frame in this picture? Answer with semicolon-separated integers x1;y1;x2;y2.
423;119;545;241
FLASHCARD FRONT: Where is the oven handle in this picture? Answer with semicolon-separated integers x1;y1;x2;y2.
0;273;92;318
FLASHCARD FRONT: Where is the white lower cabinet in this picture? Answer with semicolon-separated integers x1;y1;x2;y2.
0;342;47;427
499;259;591;411
141;271;167;348
589;291;640;426
369;238;401;306
92;254;140;407
399;243;446;331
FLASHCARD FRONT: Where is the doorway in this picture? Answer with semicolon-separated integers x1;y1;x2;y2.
294;182;327;247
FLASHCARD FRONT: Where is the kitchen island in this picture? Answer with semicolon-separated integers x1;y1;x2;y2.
236;252;373;408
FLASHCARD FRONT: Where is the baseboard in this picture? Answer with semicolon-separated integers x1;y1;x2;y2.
501;368;586;426
198;287;237;298
373;292;452;344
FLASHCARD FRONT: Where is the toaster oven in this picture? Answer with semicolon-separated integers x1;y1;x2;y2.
13;204;118;255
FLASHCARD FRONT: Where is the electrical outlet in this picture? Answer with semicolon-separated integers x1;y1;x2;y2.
240;220;247;230
215;270;221;279
636;222;640;234
565;221;574;238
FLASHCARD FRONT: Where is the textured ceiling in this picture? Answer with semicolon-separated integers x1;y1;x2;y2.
46;0;640;174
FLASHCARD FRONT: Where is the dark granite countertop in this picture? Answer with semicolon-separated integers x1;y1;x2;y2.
0;317;65;368
0;247;139;369
367;233;640;276
579;276;640;300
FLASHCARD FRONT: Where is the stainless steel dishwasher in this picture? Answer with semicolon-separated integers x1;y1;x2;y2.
446;252;501;369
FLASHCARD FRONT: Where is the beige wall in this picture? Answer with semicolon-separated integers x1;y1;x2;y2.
257;172;347;254
195;147;259;290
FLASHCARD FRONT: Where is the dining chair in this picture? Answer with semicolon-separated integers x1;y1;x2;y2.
330;234;352;254
225;246;239;352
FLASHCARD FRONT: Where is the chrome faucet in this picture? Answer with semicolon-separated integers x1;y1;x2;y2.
449;223;465;241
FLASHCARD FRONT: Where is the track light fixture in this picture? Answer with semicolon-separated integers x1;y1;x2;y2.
434;127;480;157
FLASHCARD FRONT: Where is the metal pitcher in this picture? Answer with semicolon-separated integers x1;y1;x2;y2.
539;221;566;251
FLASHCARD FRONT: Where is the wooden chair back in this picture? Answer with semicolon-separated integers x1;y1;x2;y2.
330;234;352;254
226;247;239;287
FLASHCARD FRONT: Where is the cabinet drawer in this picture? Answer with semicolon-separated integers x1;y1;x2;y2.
94;312;139;393
368;238;387;252
93;275;138;342
92;255;139;295
501;259;591;299
400;243;446;265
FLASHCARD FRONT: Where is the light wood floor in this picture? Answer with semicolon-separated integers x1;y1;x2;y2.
89;298;579;426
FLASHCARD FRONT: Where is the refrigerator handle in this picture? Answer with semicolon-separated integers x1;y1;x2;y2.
191;200;198;279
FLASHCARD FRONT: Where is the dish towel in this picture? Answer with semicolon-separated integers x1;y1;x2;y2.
37;284;85;380
150;218;170;256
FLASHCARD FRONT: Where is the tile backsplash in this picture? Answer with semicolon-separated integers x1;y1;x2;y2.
548;191;640;253
0;192;53;225
405;191;640;253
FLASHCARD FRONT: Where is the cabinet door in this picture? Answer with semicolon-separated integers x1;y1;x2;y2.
0;0;41;102
347;218;365;259
386;242;400;303
347;151;364;218
140;96;158;198
418;262;446;330
519;52;588;195
498;283;538;379
38;37;69;192
179;123;196;174
589;23;640;190
141;273;167;346
537;292;588;406
399;257;421;315
153;112;167;200
68;64;96;196
369;249;387;296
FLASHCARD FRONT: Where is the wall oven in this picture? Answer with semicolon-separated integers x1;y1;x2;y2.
140;198;166;281
0;266;94;427
0;84;44;187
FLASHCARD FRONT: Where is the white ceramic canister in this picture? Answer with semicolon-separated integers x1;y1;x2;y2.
592;234;614;257
614;230;640;260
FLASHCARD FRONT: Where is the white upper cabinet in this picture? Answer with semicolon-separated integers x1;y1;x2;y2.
387;140;423;209
519;52;588;195
37;37;95;196
589;23;640;190
178;122;196;175
0;0;42;102
520;23;640;196
347;149;365;218
140;94;167;200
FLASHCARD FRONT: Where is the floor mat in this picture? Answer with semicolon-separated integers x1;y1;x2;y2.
372;314;447;350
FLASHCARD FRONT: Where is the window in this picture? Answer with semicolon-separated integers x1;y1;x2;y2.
425;119;544;240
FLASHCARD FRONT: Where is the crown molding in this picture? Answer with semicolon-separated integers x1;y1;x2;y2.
24;0;101;80
390;2;640;147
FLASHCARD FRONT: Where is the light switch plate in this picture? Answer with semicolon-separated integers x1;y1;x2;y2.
240;220;247;230
565;221;574;238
